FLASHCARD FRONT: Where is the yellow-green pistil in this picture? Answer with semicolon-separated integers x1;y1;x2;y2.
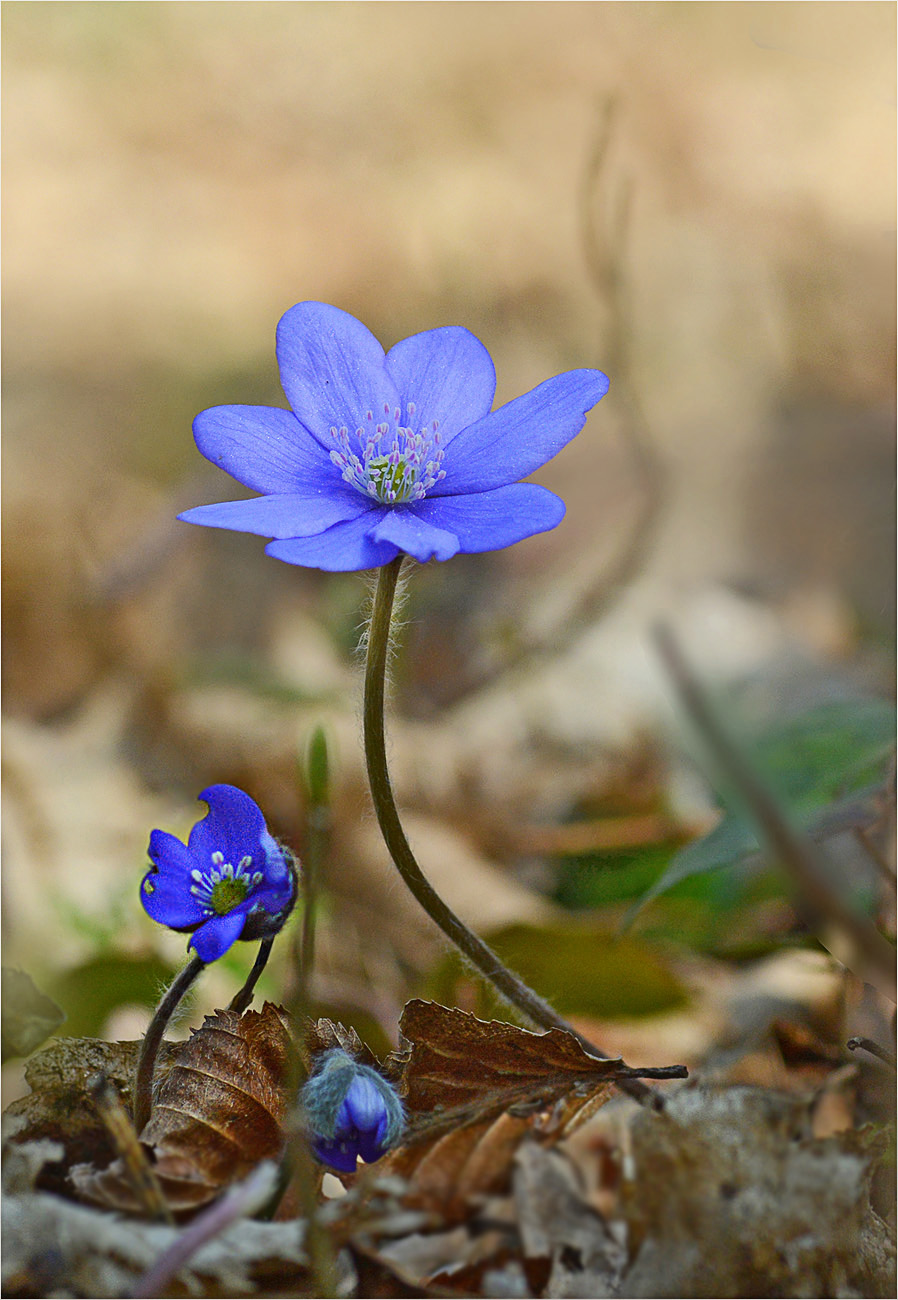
190;851;264;916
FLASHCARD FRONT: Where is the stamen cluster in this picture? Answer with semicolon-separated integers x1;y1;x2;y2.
329;402;445;504
189;851;264;916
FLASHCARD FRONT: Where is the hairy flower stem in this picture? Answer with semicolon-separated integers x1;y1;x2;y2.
300;793;330;1001
134;954;205;1133
364;555;662;1108
229;937;275;1015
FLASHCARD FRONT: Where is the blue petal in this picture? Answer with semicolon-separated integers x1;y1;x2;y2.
367;510;459;563
265;511;398;572
189;908;247;962
140;867;207;928
179;487;367;539
188;785;267;874
385;326;496;445
355;1125;389;1164
312;1137;359;1174
339;1076;389;1145
410;483;565;553
192;405;334;494
432;369;609;495
276;303;400;450
261;832;292;886
251;880;295;918
148;829;196;879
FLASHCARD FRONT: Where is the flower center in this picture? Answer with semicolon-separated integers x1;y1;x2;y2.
329;402;445;505
190;851;264;917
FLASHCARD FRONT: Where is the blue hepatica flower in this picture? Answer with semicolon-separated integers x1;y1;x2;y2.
301;1048;405;1173
141;785;296;963
179;302;610;571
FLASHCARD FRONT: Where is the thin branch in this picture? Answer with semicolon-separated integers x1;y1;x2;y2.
568;95;666;629
846;1036;897;1070
449;98;666;697
88;1074;172;1224
853;826;897;892
653;622;896;1002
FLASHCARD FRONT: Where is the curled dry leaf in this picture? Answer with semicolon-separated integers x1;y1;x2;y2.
373;1001;639;1216
381;1110;538;1220
303;1015;381;1072
73;1003;292;1218
5;1001;392;1223
389;1000;636;1122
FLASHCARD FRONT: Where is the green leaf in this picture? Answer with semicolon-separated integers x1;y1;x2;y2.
554;842;679;911
631;696;895;920
626;815;757;920
750;698;895;813
47;953;177;1039
429;921;689;1022
2;968;65;1062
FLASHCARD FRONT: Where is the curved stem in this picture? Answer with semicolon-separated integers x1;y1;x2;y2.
363;556;665;1107
229;937;275;1015
134;954;205;1133
131;1161;280;1299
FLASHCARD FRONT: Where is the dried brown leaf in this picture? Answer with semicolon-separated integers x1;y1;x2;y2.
73;1003;292;1217
303;1015;381;1072
390;1000;632;1121
383;1111;534;1217
372;1001;631;1220
4;1036;181;1199
512;1141;627;1295
621;1086;895;1298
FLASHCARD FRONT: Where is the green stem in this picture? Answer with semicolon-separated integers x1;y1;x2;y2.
134;954;205;1133
300;811;330;1001
363;555;664;1107
229;937;275;1015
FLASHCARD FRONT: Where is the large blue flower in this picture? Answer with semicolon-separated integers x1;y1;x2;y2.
179;302;610;571
301;1048;404;1173
141;785;297;963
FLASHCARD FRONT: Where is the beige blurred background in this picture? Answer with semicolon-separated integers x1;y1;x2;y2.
2;3;894;1073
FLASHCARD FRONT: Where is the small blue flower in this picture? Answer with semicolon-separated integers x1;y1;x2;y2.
179;302;610;571
302;1048;404;1173
141;785;297;963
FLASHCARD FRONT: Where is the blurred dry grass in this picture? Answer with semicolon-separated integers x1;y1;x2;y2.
2;3;894;1095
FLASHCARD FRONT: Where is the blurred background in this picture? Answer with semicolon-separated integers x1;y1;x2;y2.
2;3;894;1102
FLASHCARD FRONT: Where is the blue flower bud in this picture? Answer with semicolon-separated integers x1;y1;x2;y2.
301;1048;404;1173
